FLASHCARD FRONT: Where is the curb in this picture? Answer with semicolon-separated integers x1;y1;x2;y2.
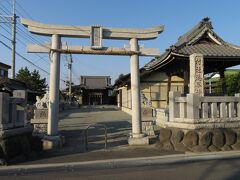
1;151;240;176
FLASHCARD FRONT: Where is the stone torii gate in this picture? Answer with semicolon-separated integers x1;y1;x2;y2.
21;18;164;148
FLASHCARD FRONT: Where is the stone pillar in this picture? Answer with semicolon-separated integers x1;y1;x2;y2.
187;93;200;121
0;93;10;130
219;69;226;95
48;34;61;136
169;91;181;121
128;38;148;145
189;53;204;96
13;90;27;126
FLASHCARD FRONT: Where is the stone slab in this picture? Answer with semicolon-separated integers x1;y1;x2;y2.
31;118;48;124
157;121;240;130
189;53;204;96
0;125;33;139
33;124;48;136
0;123;14;131
42;135;65;150
13;90;27;101
34;109;48;119
142;121;155;136
128;136;149;145
141;108;153;117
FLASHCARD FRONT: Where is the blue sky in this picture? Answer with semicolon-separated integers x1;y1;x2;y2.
1;0;240;88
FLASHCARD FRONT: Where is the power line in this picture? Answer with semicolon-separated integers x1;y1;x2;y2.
0;39;66;82
0;32;12;41
0;2;68;83
0;3;11;15
0;6;49;45
1;19;50;66
0;5;50;51
15;1;34;20
0;39;49;74
0;24;12;36
0;23;50;65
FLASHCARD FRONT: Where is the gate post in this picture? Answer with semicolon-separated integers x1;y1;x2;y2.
48;34;61;136
128;38;149;145
44;34;63;150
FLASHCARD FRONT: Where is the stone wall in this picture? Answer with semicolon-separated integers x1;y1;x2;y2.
0;126;42;164
158;127;240;152
0;91;43;164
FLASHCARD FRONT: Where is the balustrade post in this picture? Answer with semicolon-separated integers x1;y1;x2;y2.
202;102;209;118
235;94;240;118
187;93;200;121
169;91;181;121
211;103;218;118
220;102;227;118
228;102;235;118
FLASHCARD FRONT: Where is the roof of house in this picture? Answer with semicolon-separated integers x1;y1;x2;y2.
0;62;11;69
0;77;27;92
145;17;240;71
115;17;240;87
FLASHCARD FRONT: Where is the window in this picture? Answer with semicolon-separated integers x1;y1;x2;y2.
0;69;5;77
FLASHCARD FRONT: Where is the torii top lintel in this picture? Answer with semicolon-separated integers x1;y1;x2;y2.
21;18;164;40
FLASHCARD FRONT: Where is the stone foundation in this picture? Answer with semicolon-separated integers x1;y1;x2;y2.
0;126;42;164
142;120;155;136
128;136;149;145
158;127;240;152
42;135;65;150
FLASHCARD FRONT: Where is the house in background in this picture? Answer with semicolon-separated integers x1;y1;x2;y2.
0;62;11;78
0;62;38;104
115;70;184;112
80;76;114;105
0;62;27;94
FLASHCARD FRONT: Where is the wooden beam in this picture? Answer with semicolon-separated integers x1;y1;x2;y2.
167;73;172;105
26;44;160;56
21;18;164;40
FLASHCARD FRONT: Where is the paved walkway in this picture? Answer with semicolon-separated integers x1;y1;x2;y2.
18;105;181;165
59;105;132;152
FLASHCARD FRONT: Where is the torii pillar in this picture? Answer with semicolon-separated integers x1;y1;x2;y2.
48;34;61;136
128;38;148;145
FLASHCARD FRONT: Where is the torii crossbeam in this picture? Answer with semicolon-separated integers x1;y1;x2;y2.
21;18;164;147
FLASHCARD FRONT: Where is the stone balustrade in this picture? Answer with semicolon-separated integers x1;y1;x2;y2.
0;91;28;130
156;91;240;129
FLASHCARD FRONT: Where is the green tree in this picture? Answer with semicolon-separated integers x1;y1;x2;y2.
16;67;47;94
225;72;240;95
65;80;74;87
114;73;125;84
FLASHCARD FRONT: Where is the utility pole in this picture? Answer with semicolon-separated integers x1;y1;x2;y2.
66;54;73;99
0;0;17;79
11;0;17;79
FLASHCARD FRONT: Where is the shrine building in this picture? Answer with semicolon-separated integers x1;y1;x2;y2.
116;17;240;112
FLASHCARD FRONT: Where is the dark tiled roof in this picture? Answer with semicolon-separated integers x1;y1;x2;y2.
0;62;11;69
0;77;27;92
176;44;240;57
145;17;240;71
144;50;171;70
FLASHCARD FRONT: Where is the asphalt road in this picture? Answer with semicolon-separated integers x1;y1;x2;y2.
1;158;240;180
